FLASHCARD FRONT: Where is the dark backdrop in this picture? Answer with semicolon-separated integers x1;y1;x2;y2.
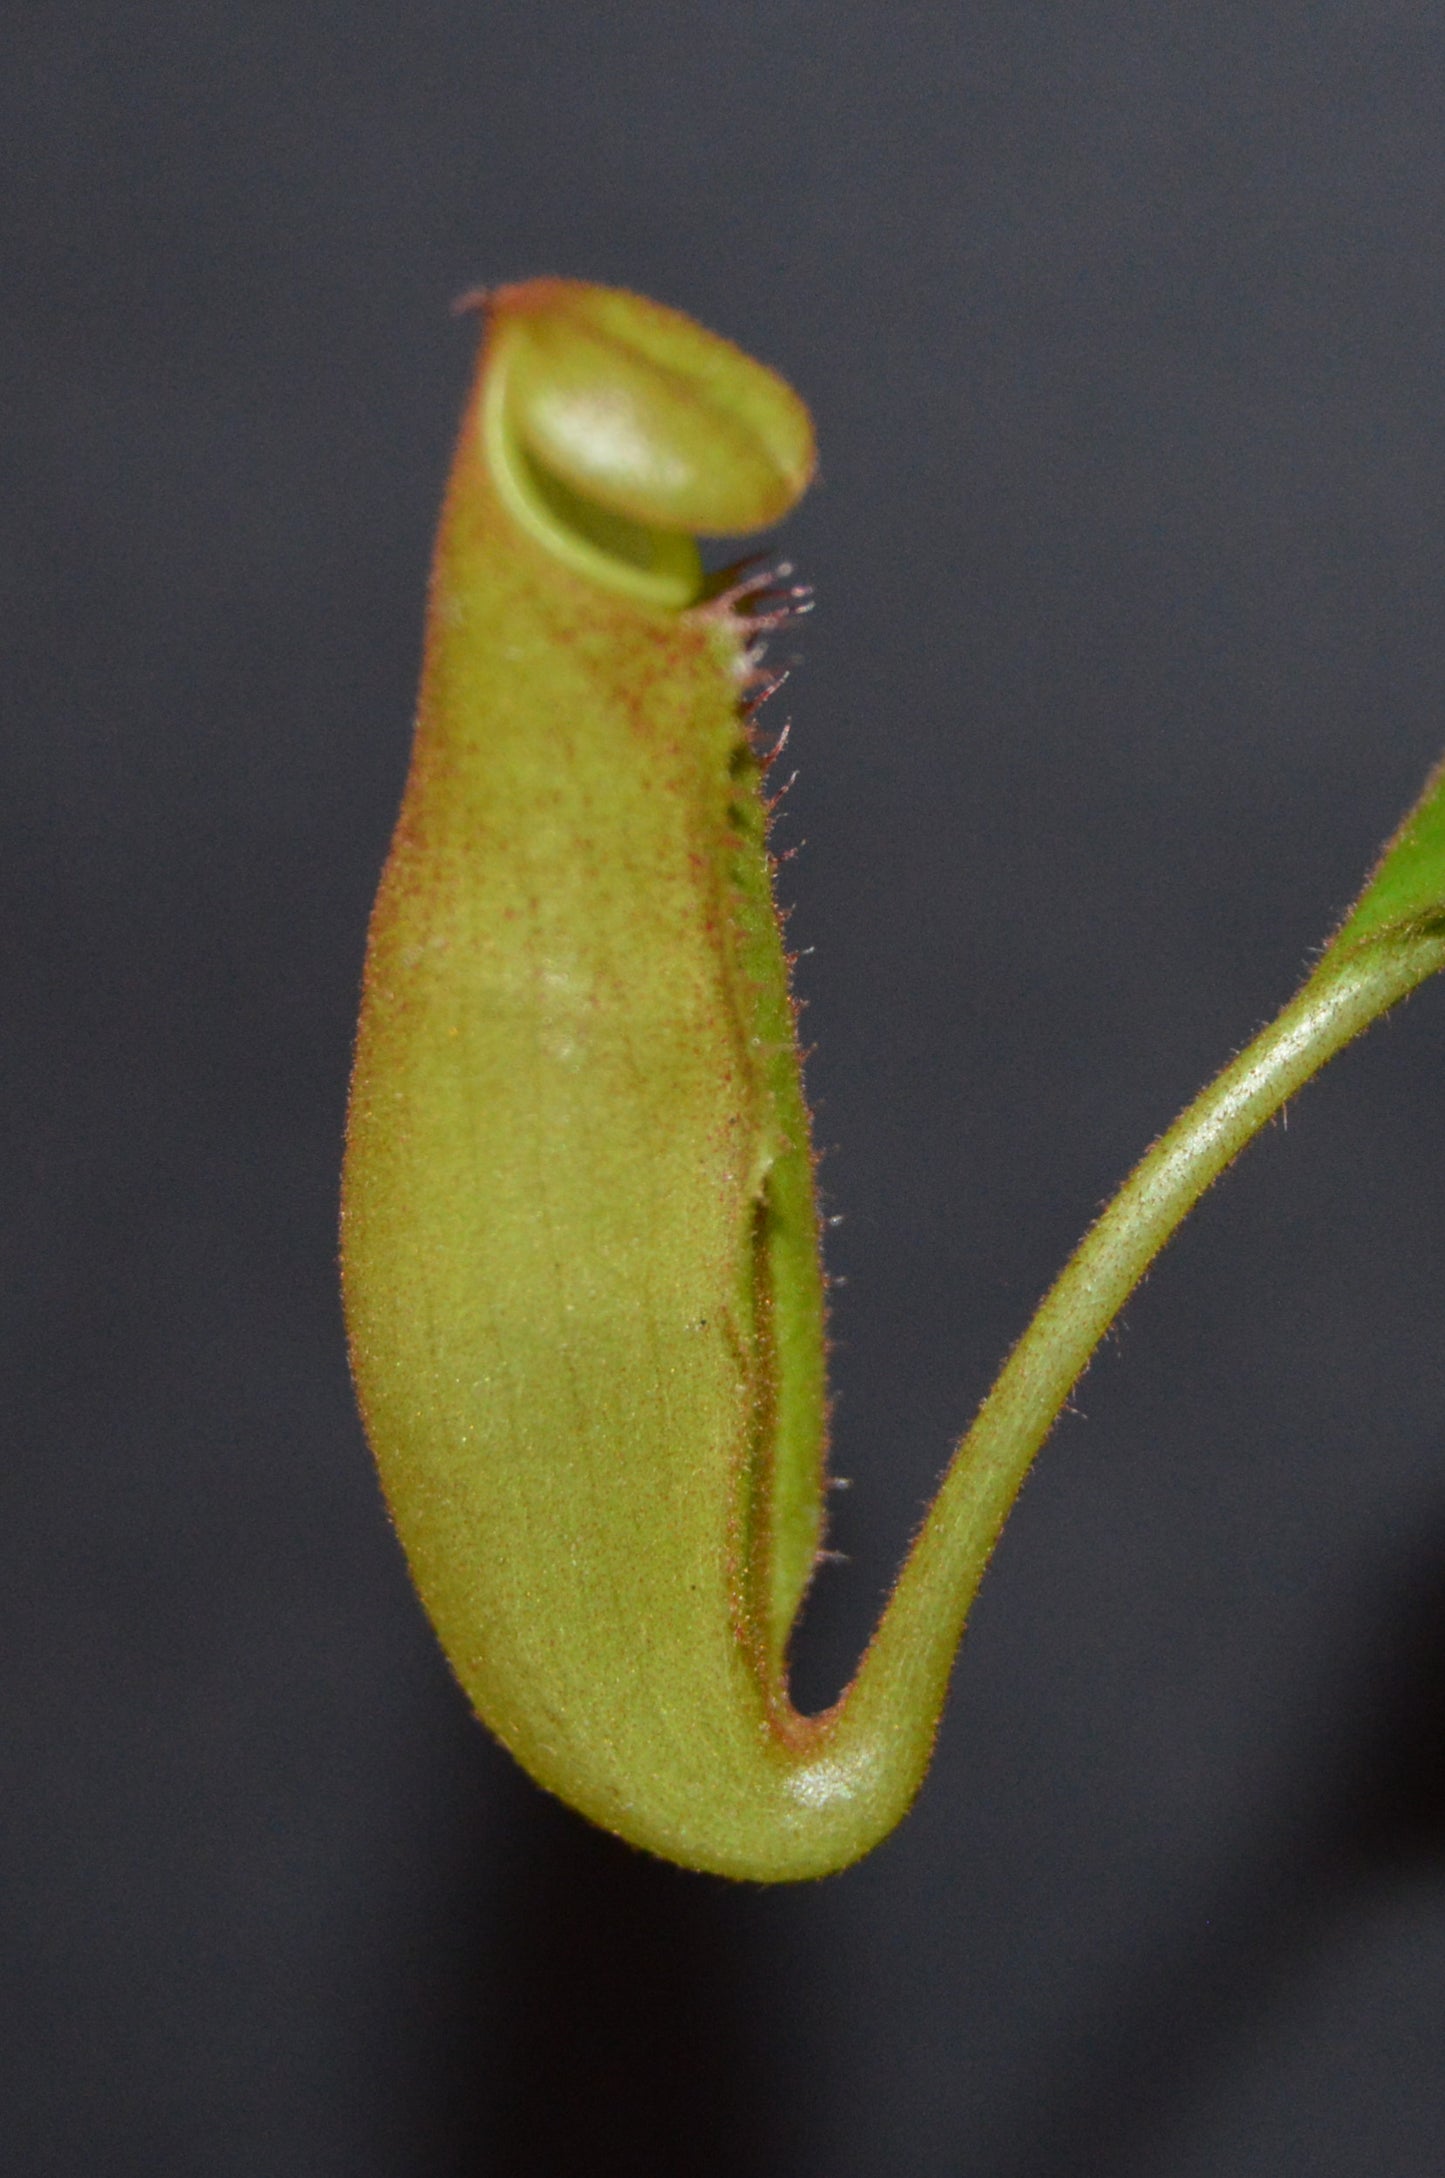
7;5;1445;2172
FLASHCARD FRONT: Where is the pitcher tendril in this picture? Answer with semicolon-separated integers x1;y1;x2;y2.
341;279;1445;1882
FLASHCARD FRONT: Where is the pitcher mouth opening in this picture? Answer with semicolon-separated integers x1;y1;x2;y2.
482;340;703;609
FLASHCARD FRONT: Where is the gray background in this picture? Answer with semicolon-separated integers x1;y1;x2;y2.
6;3;1445;2171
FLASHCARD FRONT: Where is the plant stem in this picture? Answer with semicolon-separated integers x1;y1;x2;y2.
843;927;1445;1743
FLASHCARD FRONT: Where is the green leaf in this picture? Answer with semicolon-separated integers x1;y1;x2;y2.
1319;752;1445;965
